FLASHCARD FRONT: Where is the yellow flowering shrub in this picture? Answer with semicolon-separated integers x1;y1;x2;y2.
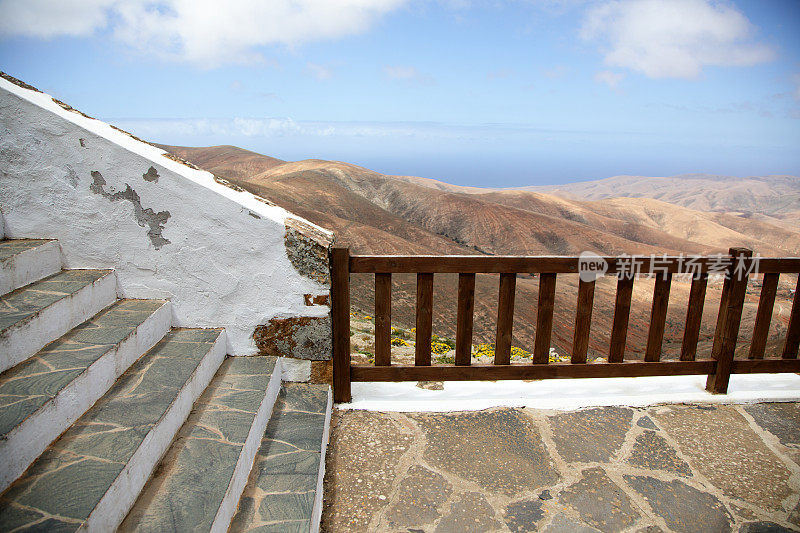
510;346;531;359
475;343;494;358
548;349;569;363
431;341;451;355
391;337;410;347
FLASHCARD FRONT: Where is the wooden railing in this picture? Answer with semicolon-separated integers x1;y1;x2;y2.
330;247;800;403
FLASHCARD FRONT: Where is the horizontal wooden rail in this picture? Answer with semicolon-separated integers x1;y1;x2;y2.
349;254;800;274
350;358;800;381
331;246;800;403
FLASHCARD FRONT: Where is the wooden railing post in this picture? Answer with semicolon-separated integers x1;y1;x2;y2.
571;279;595;364
645;272;672;362
749;273;779;360
706;247;752;394
608;275;634;363
455;273;476;366
331;247;352;403
533;273;557;364
495;273;516;365
783;274;800;359
680;273;708;361
374;273;392;366
415;273;434;366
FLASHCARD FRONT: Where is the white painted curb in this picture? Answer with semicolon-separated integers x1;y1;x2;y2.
0;270;117;373
82;330;227;533
0;240;62;296
311;386;333;533
211;357;283;533
0;300;172;492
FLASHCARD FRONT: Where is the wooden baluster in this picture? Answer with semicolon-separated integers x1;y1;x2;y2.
608;275;634;363
707;248;752;393
533;273;556;364
571;279;595;364
749;273;779;360
331;247;352;403
711;258;734;359
374;273;392;366
415;273;434;366
495;273;516;365
455;273;476;366
782;274;800;359
680;273;708;361
645;272;672;362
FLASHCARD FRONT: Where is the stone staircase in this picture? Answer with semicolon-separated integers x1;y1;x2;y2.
0;237;331;532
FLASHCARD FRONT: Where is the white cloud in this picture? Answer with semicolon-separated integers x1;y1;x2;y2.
594;70;625;88
307;63;334;80
383;65;433;85
581;0;775;79
0;0;408;67
233;117;300;136
0;0;116;37
112;117;304;139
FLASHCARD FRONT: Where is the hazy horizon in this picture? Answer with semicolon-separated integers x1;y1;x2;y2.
2;0;799;187
148;135;800;188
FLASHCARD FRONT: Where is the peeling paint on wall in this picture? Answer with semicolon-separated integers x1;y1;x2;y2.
142;166;159;182
304;294;330;306
64;167;80;188
90;170;171;249
284;217;333;285
1;74;333;355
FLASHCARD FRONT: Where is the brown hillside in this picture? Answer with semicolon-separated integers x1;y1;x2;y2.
160;145;798;361
156;144;285;182
529;174;800;223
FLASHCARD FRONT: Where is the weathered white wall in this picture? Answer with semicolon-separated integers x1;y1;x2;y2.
0;77;332;355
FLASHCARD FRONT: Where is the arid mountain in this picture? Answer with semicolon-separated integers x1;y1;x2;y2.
155;144;284;182
159;145;799;361
526;173;800;223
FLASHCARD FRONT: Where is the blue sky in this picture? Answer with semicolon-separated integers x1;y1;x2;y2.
1;0;799;186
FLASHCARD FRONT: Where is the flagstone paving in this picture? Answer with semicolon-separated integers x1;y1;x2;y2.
230;383;331;533
322;402;800;532
0;239;53;262
0;328;223;531
0;269;112;332
120;355;278;532
0;299;168;438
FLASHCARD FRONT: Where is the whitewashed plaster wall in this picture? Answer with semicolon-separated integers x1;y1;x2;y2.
0;76;332;356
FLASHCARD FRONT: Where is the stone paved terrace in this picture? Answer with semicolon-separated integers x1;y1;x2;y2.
321;402;800;532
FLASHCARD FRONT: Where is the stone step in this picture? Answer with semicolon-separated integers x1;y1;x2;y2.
120;355;282;533
0;269;117;373
0;328;226;532
0;239;61;296
230;383;333;533
0;299;172;493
